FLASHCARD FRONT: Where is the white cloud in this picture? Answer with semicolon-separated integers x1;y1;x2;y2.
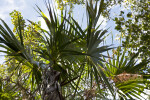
38;17;49;30
0;0;26;20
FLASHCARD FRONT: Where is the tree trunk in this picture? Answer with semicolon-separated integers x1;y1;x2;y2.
42;67;64;100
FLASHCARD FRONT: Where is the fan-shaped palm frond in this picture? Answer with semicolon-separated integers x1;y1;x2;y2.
103;47;150;99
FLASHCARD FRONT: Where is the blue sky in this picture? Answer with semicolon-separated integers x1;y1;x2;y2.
0;0;46;25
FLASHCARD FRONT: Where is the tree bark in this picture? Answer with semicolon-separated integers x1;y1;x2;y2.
42;67;64;100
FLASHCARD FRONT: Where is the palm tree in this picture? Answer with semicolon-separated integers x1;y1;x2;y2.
0;0;149;100
0;0;114;99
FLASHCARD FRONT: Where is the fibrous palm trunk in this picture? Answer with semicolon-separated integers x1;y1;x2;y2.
41;67;64;100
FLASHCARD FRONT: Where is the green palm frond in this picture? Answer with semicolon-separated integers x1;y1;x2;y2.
104;47;150;99
0;18;28;60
